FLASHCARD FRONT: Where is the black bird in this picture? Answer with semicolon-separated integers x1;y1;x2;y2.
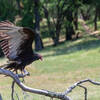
0;20;42;73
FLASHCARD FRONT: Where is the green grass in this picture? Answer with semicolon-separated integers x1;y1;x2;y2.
1;33;100;99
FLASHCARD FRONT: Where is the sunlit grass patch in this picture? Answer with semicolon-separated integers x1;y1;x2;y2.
1;33;100;99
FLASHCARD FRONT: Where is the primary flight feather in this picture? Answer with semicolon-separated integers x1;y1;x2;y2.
0;20;42;72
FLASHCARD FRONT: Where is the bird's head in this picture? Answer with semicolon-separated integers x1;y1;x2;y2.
33;53;43;61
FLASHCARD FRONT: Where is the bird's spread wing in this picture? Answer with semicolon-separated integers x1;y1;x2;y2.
0;20;35;60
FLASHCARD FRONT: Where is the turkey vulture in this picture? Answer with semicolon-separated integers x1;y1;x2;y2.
0;20;42;73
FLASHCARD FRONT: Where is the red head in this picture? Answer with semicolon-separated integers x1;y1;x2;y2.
37;54;43;61
33;53;43;61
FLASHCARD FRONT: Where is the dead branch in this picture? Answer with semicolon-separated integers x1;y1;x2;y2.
11;81;15;100
62;79;100;95
0;68;100;100
0;68;71;100
78;85;87;100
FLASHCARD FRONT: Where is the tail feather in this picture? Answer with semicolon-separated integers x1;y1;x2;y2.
0;62;18;71
0;64;17;76
0;64;9;69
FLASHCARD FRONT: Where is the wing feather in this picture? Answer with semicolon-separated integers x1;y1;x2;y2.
0;40;9;57
0;21;35;60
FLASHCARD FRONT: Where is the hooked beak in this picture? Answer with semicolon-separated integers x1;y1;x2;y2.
36;53;43;61
40;56;43;61
38;54;43;61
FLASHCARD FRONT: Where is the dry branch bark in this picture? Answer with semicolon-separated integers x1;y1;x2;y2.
11;81;15;100
0;68;71;100
0;68;100;100
78;85;87;100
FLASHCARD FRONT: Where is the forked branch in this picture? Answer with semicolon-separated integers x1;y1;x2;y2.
0;68;100;100
0;68;70;100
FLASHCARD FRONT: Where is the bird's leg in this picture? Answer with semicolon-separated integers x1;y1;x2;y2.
20;69;30;83
23;69;30;76
15;70;18;74
21;70;25;83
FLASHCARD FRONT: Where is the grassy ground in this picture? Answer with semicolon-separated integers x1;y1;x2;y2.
1;27;100;100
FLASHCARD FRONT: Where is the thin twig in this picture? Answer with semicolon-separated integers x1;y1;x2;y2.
63;79;100;95
15;91;20;100
78;85;87;100
11;81;15;100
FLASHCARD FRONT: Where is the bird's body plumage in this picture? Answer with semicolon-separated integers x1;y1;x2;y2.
0;20;42;71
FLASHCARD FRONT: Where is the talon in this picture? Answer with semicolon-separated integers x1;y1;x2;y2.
23;69;30;76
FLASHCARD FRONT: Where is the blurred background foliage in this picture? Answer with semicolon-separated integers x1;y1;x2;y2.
0;0;100;52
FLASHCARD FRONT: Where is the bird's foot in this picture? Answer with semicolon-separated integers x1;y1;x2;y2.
20;69;30;83
22;69;30;76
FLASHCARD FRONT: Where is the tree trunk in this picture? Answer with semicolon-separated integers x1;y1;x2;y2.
80;7;91;21
73;9;78;30
16;0;21;15
65;9;75;41
98;8;100;20
66;24;75;40
42;6;56;46
94;6;98;31
55;19;62;45
34;0;44;51
54;1;63;46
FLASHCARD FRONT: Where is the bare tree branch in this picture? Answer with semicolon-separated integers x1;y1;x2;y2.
0;68;71;100
0;68;100;100
78;85;87;100
15;91;20;100
62;79;100;95
11;81;15;100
